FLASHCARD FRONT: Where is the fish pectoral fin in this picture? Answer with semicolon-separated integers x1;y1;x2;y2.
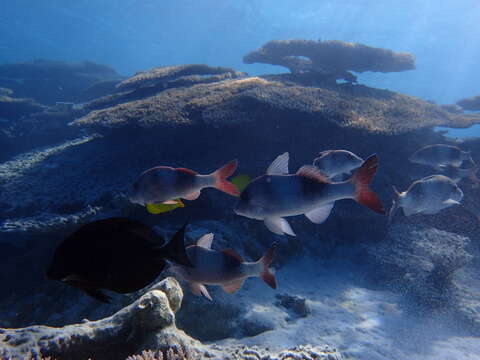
305;202;335;224
443;199;460;205
183;191;201;201
267;152;289;175
221;279;245;294
264;217;296;236
84;288;111;303
189;282;212;301
162;200;179;205
197;233;214;249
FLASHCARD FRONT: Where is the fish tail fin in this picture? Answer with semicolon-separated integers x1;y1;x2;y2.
257;242;277;289
211;159;239;197
160;223;193;268
388;186;401;225
351;154;385;214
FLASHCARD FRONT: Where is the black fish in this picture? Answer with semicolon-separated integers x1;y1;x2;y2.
46;218;192;303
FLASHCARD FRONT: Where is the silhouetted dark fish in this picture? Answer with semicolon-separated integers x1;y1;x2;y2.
46;218;192;303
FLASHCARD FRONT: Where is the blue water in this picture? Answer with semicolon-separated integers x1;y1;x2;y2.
1;0;479;108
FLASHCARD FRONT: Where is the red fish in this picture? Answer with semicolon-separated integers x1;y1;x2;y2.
129;160;239;205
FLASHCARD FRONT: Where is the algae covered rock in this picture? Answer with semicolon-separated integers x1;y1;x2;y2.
368;223;472;306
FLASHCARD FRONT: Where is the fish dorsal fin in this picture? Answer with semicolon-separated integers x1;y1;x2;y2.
296;165;331;183
183;191;201;201
176;167;198;175
197;233;214;249
222;249;244;262
318;150;332;157
222;279;245;294
267;152;289;175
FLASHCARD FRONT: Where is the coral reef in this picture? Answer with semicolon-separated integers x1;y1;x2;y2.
243;39;415;83
73;76;480;135
0;59;121;105
457;94;480;111
85;65;246;111
0;95;44;121
117;64;241;91
368;223;472;306
0;278;201;360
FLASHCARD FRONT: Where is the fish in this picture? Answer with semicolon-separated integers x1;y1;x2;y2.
46;218;193;303
234;152;385;236
231;174;251;193
169;233;277;300
146;199;184;214
129;160;239;206
313;149;364;180
388;175;464;223
441;160;480;186
409;144;473;170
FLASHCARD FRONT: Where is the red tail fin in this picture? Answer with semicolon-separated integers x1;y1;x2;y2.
352;154;385;214
258;243;277;289
212;159;240;197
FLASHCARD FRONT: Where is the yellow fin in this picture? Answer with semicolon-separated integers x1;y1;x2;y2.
231;174;251;193
146;199;184;214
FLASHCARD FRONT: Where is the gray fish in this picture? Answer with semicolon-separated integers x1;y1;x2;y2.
170;234;277;300
389;175;464;223
313;149;364;180
409;144;472;170
129;160;239;206
441;159;480;186
234;152;385;236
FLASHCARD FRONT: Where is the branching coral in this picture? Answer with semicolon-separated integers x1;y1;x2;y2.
244;39;415;83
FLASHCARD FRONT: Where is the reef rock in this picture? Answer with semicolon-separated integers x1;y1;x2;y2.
243;39;415;83
0;278;201;360
457;94;480;112
368;223;473;306
0;59;121;105
0;95;44;121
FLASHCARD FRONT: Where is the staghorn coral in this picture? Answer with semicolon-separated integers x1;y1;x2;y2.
457;94;480;111
243;39;415;83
